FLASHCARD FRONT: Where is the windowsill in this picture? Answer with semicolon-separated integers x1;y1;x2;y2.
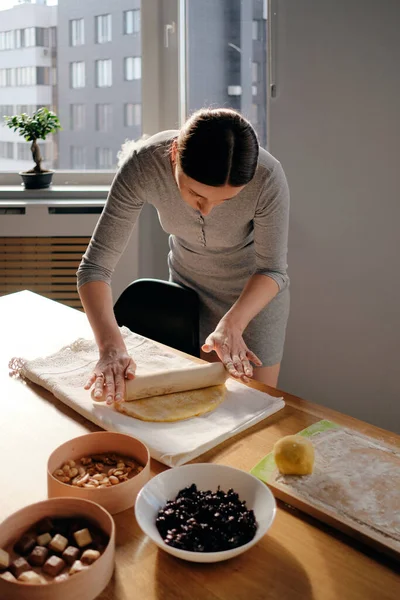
0;185;110;204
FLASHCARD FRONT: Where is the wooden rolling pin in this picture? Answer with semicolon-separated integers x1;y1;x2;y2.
124;362;227;401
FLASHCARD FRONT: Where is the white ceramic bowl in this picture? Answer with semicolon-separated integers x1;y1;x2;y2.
135;463;276;563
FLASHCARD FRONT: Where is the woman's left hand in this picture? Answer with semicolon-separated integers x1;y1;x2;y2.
202;319;262;381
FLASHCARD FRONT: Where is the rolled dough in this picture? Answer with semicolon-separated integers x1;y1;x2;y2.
124;362;227;401
114;384;226;422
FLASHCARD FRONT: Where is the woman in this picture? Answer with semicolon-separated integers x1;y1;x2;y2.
77;108;290;405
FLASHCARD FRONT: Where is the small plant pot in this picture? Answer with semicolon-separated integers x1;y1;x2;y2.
19;170;54;190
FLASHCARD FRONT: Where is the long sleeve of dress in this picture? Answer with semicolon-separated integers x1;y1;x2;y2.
77;153;146;288
253;161;290;291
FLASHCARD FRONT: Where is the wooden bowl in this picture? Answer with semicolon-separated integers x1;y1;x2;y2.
47;432;150;515
0;497;115;600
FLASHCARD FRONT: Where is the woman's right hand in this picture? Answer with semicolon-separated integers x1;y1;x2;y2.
84;346;136;405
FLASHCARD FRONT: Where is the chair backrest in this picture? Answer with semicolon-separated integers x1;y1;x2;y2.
114;278;200;357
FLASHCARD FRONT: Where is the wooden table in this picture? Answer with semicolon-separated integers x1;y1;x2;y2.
1;291;399;600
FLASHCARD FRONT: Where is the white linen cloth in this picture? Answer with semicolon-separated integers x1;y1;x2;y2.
21;327;285;467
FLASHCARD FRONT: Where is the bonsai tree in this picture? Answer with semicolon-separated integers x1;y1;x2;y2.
4;107;61;173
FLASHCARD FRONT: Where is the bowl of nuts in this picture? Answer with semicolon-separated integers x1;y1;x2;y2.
47;432;150;515
0;496;115;600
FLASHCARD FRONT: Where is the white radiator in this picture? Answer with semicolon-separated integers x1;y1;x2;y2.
0;200;140;309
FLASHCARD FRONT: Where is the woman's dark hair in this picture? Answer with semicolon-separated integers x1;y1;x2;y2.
176;108;259;187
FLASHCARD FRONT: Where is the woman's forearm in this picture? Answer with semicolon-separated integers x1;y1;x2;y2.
222;274;279;331
78;281;126;352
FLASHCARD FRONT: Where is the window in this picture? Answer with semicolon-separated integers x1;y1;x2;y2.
252;20;259;41
124;103;141;127
15;30;22;48
124;57;141;81
24;28;36;47
36;67;50;86
96;59;112;87
16;105;29;114
71;146;86;169
0;105;13;120
15;67;36;86
70;104;86;131
96;14;112;44
252;62;259;83
35;28;48;47
17;143;31;161
5;31;14;50
70;19;84;46
96;148;114;169
124;10;140;35
0;142;14;159
70;62;85;88
6;69;15;87
96;104;113;132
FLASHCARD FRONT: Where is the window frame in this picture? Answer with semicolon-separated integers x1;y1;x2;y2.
95;14;112;44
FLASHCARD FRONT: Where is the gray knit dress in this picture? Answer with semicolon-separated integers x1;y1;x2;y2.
77;131;290;366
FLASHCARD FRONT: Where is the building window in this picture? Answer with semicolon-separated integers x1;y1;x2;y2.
124;10;140;35
17;143;31;161
70;104;86;131
252;62;259;83
252;20;260;41
71;146;86;169
124;103;141;127
70;62;85;88
96;59;112;87
15;30;22;48
35;28;48;47
24;27;36;47
0;105;13;120
36;67;50;86
6;68;15;86
96;148;114;169
70;18;84;46
124;57;141;81
14;67;36;86
5;31;15;50
96;104;113;132
95;14;112;44
0;142;14;159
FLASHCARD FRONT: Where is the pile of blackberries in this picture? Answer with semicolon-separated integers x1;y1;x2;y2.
156;484;258;552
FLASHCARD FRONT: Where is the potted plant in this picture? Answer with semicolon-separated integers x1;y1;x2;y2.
4;107;61;190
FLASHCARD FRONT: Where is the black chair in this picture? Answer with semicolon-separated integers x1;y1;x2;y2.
114;278;200;357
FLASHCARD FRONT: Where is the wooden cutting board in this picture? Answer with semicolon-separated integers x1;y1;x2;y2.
251;420;400;560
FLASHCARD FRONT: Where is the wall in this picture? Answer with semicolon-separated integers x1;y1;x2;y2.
268;0;400;432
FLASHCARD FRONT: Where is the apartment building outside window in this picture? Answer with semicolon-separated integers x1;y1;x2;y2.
70;104;86;131
96;59;112;87
70;18;84;46
96;104;113;132
124;57;141;81
124;103;141;127
96;147;114;169
124;10;140;35
96;14;112;44
70;62;85;89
